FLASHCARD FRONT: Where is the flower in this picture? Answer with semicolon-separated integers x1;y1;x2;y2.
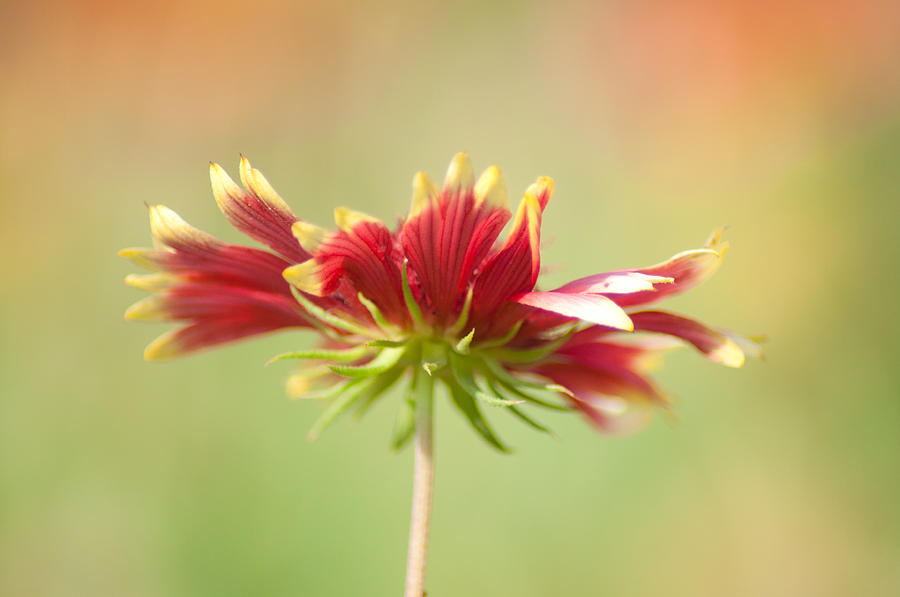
121;153;756;448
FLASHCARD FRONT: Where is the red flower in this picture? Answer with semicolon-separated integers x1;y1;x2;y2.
122;153;756;446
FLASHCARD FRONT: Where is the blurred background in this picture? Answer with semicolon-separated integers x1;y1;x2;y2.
2;0;899;595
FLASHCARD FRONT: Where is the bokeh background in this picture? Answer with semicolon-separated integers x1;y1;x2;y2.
2;1;899;595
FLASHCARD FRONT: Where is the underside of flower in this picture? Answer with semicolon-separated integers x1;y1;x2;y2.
121;153;758;449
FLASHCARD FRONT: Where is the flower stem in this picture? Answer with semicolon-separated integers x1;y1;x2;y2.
404;369;435;597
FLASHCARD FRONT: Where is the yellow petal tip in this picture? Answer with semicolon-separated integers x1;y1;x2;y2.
526;176;555;201
333;206;379;232
143;332;182;361
292;221;330;254
443;152;474;192
474;165;509;210
711;339;745;368
410;171;439;216
283;260;325;296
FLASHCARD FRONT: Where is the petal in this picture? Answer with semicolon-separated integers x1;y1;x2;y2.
312;218;408;325
556;272;674;295
514;291;633;331
123;205;314;359
130;283;309;360
580;230;728;308
470;179;553;323
210;160;309;262
629;310;745;367
133;206;293;294
400;154;512;324
283;260;326;296
443;152;474;194
533;362;660;432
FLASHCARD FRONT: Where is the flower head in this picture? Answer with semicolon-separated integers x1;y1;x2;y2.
121;153;756;448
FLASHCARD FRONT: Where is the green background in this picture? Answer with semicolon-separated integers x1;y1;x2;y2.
2;1;899;595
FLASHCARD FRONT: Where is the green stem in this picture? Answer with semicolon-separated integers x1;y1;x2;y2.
404;369;435;597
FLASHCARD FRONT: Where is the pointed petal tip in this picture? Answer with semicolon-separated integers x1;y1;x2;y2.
474;165;509;210
444;152;474;192
209;162;242;208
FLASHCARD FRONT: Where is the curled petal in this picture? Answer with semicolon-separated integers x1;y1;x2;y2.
629;310;745;367
514;291;633;331
556;272;673;295
585;231;728;308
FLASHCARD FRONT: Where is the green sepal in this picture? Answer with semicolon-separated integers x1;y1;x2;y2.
266;345;370;365
454;329;475;354
290;286;374;338
401;260;427;330
446;285;473;337
508;405;554;435
329;347;406;378
484;379;554;435
489;330;574;364
445;377;509;453
306;378;373;441
368;339;405;348
354;364;406;419
357;292;397;335
475;320;523;350
479;356;574;410
449;352;521;407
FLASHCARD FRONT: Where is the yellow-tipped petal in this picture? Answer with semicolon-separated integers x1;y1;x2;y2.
283;260;325;296
443;152;474;192
209;162;244;209
525;176;555;203
148;205;217;247
333;206;380;232
708;338;745;368
124;273;180;291
409;171;439;216
473;165;509;210
124;296;170;322
510;193;542;244
238;155;292;211
118;248;162;271
143;330;182;361
292;221;331;254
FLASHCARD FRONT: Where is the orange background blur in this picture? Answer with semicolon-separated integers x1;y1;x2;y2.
2;1;899;595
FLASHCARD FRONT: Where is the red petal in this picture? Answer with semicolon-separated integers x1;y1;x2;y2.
315;220;407;325
210;161;310;263
629;310;745;367
470;190;547;324
400;186;509;324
